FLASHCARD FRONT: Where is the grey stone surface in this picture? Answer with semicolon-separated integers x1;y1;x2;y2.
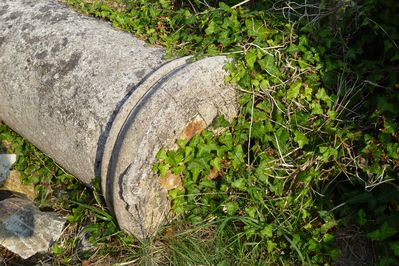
0;0;165;184
0;154;16;185
0;196;65;259
0;0;237;238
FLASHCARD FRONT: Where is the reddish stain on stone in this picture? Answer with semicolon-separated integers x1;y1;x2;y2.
180;118;206;141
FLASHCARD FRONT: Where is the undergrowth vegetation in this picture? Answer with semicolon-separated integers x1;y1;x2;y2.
0;124;135;264
1;0;398;265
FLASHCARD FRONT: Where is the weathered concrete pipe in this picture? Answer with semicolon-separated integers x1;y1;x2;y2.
0;0;236;238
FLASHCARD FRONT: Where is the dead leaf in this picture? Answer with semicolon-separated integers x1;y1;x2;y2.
208;168;219;180
164;227;174;239
81;260;91;266
159;172;183;191
266;147;274;156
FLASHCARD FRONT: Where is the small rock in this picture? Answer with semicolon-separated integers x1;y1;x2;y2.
76;227;95;252
0;196;66;259
0;170;36;200
1;140;12;151
0;154;17;184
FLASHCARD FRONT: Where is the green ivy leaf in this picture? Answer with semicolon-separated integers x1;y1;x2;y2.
273;127;289;152
210;157;222;171
187;158;208;182
319;146;338;162
225;201;239;215
245;206;257;218
287;82;302;100
232;144;245;164
259;55;281;77
156;148;168;161
219;2;232;12
368;222;397;241
261;225;273;238
355;209;367;225
213;115;230;128
327;110;337;119
232;178;247;191
219;132;233;149
310;102;323;115
52;243;65;255
389;241;399;256
245;49;257;69
267;240;277;253
294;130;308;148
386;143;399;159
205;20;217;35
303;86;313;101
377;97;396;114
315;88;332;107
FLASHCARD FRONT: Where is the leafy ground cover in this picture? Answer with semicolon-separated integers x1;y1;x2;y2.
1;0;398;265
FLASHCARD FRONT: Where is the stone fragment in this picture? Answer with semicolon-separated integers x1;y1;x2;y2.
1;139;12;151
0;170;36;200
0;154;16;184
0;196;65;259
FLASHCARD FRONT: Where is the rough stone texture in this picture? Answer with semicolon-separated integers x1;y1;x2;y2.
103;56;237;237
0;0;237;237
0;0;165;184
0;154;16;185
0;196;65;259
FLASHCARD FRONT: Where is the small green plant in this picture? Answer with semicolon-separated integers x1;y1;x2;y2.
0;123;83;206
0;124;137;264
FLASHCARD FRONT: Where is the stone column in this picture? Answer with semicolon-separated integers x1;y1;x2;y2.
0;0;236;238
